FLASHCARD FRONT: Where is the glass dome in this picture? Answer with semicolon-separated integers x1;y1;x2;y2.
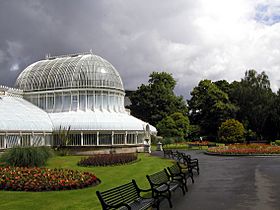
15;54;124;92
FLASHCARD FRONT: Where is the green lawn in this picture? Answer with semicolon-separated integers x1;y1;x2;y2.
0;153;173;210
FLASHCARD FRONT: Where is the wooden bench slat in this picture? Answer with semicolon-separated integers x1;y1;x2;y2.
96;180;154;210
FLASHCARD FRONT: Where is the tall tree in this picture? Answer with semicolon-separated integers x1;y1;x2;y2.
230;70;274;139
157;112;190;139
188;80;237;137
129;72;188;126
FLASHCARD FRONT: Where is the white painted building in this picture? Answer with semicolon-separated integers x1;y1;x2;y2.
0;53;156;152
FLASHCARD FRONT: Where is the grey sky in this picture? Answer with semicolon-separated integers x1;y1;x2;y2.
1;0;280;98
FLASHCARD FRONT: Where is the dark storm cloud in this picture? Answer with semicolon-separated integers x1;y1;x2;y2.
1;0;280;97
0;0;197;97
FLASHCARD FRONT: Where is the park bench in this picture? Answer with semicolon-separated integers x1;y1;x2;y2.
146;169;185;208
173;151;184;162
181;153;199;175
96;179;155;210
176;161;194;183
162;148;174;159
167;163;189;192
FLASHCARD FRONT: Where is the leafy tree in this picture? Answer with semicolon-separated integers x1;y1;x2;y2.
157;112;190;139
230;70;275;139
188;80;237;137
262;90;280;139
188;124;201;140
129;72;188;126
218;119;245;143
214;80;231;95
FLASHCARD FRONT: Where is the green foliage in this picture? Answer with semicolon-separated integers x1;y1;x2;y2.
188;124;201;140
0;154;173;210
218;119;245;143
157;112;190;139
129;72;188;126
150;135;163;145
230;70;275;139
162;137;175;145
275;140;280;146
54;126;72;156
245;129;257;141
163;143;187;150
188;79;237;136
1;146;53;167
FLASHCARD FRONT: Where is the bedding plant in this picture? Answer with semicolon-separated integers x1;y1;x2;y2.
0;166;100;191
207;143;280;155
78;153;137;167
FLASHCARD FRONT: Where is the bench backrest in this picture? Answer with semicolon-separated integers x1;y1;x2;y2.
168;163;181;175
146;169;170;186
96;180;140;209
163;148;173;153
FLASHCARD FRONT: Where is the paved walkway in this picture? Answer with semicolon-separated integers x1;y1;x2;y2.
151;150;280;210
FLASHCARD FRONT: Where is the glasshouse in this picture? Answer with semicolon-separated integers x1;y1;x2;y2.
0;53;156;153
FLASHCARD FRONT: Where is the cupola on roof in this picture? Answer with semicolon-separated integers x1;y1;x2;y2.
15;54;124;92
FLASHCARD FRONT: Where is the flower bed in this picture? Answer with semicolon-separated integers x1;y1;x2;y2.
207;143;280;155
78;153;138;167
187;141;216;146
0;167;100;191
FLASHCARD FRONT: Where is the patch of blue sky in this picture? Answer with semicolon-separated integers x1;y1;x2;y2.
255;3;280;25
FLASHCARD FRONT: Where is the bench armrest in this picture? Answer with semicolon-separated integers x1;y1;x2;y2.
105;202;131;210
153;183;170;193
138;187;152;193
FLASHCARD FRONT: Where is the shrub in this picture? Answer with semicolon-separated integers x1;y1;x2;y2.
0;167;100;191
218;119;245;143
275;140;280;146
78;153;137;167
1;146;53;167
162;137;175;145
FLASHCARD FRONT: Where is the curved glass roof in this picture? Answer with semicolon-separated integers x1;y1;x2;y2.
49;110;151;131
15;54;124;92
0;96;53;132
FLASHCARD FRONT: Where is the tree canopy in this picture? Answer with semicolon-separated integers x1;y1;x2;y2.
129;69;280;141
188;69;279;140
188;79;237;137
230;70;275;138
129;72;188;126
157;112;190;139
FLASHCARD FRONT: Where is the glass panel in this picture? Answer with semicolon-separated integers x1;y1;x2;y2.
21;135;31;146
99;134;112;145
127;134;136;144
47;93;54;112
137;134;144;144
6;135;20;148
113;134;125;144
33;135;44;146
102;92;108;109
95;91;102;110
0;136;5;148
83;134;97;145
62;93;71;112
79;91;86;111
68;134;81;146
54;93;63;112
87;91;94;111
71;94;78;111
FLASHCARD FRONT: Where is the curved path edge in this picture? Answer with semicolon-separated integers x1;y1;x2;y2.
204;151;280;157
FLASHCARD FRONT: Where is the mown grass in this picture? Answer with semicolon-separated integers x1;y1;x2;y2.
0;153;173;210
